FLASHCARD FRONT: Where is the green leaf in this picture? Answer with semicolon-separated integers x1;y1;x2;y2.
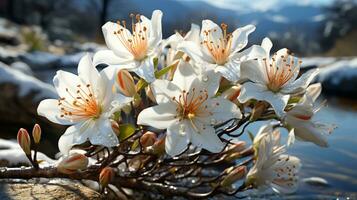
288;96;301;104
155;63;175;79
153;57;159;71
118;124;136;141
135;63;176;92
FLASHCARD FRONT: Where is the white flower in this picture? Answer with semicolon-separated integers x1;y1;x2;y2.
284;83;336;147
177;20;266;82
37;54;132;154
162;23;200;66
93;10;163;83
247;124;301;194
239;38;319;117
137;60;241;157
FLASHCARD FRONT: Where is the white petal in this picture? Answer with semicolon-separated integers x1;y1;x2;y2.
201;20;223;41
109;93;133;115
281;68;319;94
177;41;205;63
261;37;273;56
292;122;328;147
165;33;184;49
231;24;256;53
147;10;163;48
37;99;74;125
58;122;94;154
190;125;224;153
53;70;82;99
238;82;289;117
96;67;116;110
287;129;296;147
137;103;178;130
101;22;132;58
185;23;200;43
89;118;119;147
271;155;301;194
305;83;322;102
172;60;197;91
215;60;240;82
232;45;267;62
78;54;100;87
130;57;155;83
165;121;190;157
198;97;241;125
198;66;221;97
240;60;267;84
150;79;181;104
92;50;134;67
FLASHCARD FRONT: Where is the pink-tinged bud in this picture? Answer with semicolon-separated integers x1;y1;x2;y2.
250;101;269;121
117;70;136;97
140;131;157;148
226;141;246;153
17;128;31;155
221;166;247;187
150;136;165;155
110;120;120;136
99;167;115;188
57;153;88;174
222;85;241;102
145;86;156;103
32;124;41;144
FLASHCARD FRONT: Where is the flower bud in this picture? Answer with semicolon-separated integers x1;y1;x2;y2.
110;120;120;136
250;101;269;121
17;128;31;155
149;136;165;155
140;131;157;148
117;69;136;97
221;166;247;187
99;167;115;188
145;86;156;103
222;85;241;102
226;141;246;154
32;124;41;144
57;153;88;174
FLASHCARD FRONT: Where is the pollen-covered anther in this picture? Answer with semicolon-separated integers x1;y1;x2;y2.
57;83;100;120
201;22;233;65
114;13;148;61
264;51;301;92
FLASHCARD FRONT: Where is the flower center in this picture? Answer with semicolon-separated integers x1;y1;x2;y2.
201;23;232;65
172;88;213;132
113;14;148;61
58;83;101;121
263;51;302;92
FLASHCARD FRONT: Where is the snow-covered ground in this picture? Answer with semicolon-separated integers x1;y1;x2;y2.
0;61;57;101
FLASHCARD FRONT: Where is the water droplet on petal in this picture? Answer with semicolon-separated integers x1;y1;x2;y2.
202;75;208;82
179;124;186;136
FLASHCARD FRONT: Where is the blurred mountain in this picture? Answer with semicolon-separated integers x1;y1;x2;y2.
1;0;356;55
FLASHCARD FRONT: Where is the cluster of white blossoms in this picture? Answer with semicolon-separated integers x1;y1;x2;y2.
37;10;335;194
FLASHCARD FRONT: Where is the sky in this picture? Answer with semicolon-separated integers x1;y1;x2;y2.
178;0;334;12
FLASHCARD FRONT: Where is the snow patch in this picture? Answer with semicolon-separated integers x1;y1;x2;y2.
0;61;57;101
316;58;357;86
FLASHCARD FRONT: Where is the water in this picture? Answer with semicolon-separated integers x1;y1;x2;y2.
237;96;357;199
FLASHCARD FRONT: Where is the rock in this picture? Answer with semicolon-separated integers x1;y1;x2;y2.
0;62;65;156
10;62;33;76
0;179;102;200
316;58;357;97
19;51;60;70
0;18;21;46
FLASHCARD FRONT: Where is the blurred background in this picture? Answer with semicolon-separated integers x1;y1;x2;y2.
0;0;356;198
